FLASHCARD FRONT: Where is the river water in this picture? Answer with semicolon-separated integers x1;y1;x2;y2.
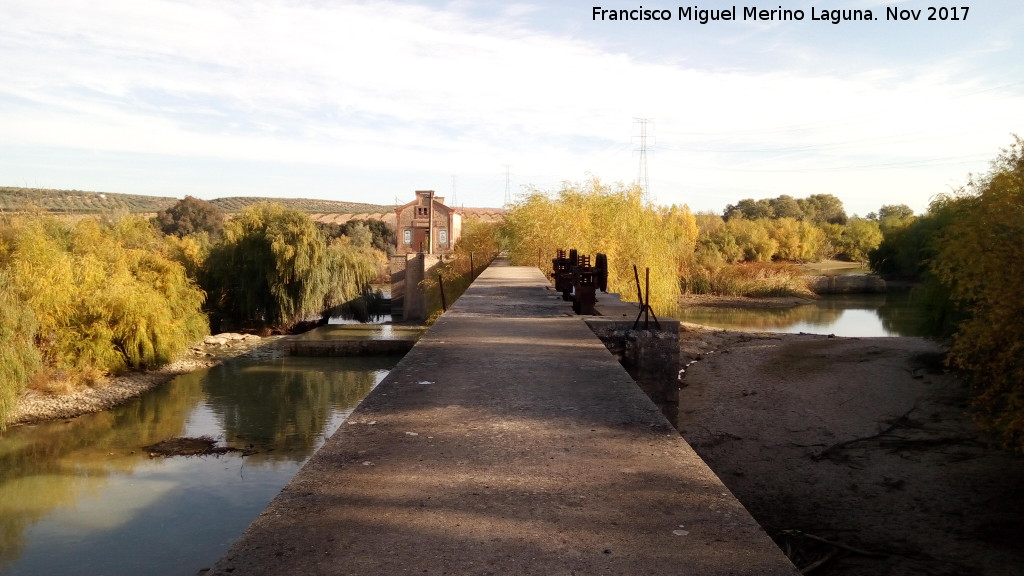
0;355;401;576
672;291;931;337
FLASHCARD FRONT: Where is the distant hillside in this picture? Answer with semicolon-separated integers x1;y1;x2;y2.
0;187;179;213
208;196;394;214
0;187;395;215
0;187;507;228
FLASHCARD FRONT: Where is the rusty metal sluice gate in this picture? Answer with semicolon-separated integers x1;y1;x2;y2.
550;248;659;331
551;248;608;315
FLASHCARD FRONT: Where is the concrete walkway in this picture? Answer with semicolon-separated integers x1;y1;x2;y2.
208;261;799;576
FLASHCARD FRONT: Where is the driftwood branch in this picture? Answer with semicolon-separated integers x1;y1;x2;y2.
812;404;917;461
778;528;884;573
800;548;843;574
793;531;887;558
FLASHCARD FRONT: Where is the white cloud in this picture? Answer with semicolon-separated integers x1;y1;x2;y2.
1;0;1022;215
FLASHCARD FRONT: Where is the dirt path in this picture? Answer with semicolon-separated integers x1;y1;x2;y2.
676;325;1024;576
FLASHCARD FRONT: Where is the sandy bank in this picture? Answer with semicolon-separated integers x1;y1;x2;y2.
677;324;1024;576
7;333;282;426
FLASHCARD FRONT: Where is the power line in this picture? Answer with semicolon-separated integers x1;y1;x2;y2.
504;164;512;205
633;118;653;202
660;152;992;173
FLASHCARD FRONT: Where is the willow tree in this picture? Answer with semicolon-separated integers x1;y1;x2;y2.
501;179;698;310
321;236;384;314
203;202;379;331
931;136;1024;450
204;203;324;330
0;214;208;385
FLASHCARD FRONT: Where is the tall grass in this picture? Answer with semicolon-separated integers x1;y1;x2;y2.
681;261;812;297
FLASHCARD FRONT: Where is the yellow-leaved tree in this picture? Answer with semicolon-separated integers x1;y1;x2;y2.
0;214;208;394
501;179;698;310
931;136;1024;450
420;216;502;321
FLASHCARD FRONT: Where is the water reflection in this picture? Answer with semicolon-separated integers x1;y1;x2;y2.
0;355;399;576
203;360;381;462
672;292;931;337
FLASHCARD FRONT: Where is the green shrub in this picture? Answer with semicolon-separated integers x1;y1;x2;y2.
154;196;225;239
835;217;883;263
869;209;950;281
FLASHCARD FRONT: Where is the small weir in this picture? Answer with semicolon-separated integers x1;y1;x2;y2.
283;324;425;356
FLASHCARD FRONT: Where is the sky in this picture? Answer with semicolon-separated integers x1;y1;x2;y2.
2;0;1023;217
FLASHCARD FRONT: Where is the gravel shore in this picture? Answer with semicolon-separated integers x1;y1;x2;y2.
8;333;283;426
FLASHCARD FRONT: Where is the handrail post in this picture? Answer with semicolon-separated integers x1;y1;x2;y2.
438;271;447;312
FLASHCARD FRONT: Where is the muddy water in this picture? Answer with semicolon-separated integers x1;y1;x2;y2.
0;355;401;576
672;291;931;337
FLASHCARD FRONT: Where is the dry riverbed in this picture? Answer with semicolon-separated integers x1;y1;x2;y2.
676;322;1024;576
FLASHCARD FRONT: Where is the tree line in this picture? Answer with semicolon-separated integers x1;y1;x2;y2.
501;180;698;310
0;199;387;427
3;137;1020;449
500;185;891;306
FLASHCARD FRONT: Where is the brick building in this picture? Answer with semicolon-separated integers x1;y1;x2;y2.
394;190;461;255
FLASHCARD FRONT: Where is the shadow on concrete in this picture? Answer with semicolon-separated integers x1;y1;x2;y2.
208;264;799;576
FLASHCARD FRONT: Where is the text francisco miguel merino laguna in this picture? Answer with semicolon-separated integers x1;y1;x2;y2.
591;6;964;24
